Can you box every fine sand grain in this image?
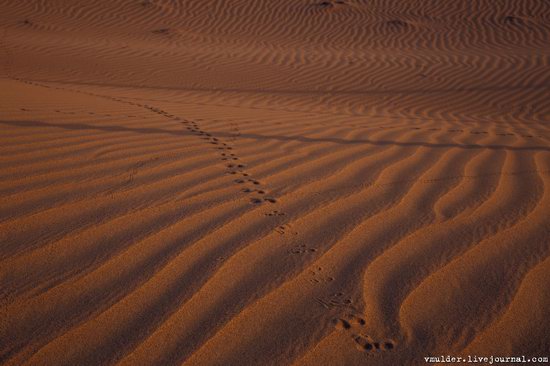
[1,1,549,365]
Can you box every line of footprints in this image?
[112,102,283,209]
[334,314,396,354]
[181,116,303,238]
[15,78,295,231]
[312,268,397,356]
[315,288,397,354]
[19,107,138,119]
[15,78,400,357]
[106,102,282,208]
[180,116,280,206]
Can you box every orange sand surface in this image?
[1,1,549,365]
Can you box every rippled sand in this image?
[1,1,549,365]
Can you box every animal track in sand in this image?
[212,129,280,206]
[315,292,353,309]
[275,224,296,235]
[265,210,285,217]
[353,335,395,352]
[3,2,549,363]
[308,266,334,284]
[17,81,262,203]
[19,107,137,119]
[333,314,396,353]
[288,243,310,254]
[10,77,286,211]
[251,197,278,205]
[241,188,265,194]
[179,117,275,209]
[334,318,352,330]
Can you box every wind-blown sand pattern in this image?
[1,0,550,365]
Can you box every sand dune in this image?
[1,0,549,365]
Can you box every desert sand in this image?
[1,0,550,365]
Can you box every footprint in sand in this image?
[241,188,264,194]
[250,196,277,205]
[265,210,285,217]
[276,224,295,235]
[353,336,395,353]
[288,243,315,252]
[333,314,396,353]
[309,266,334,284]
[315,292,353,309]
